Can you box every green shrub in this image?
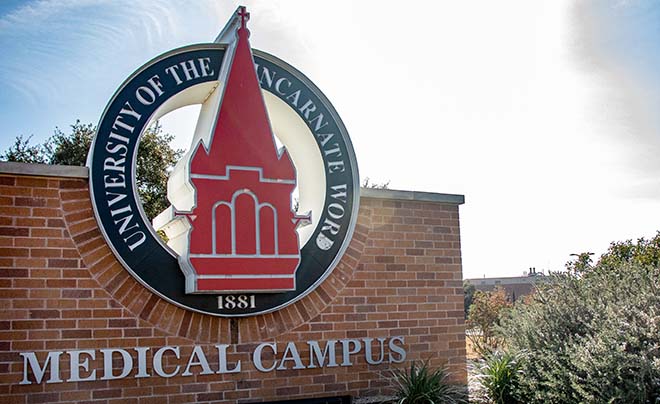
[467,288,511,357]
[473,351,522,404]
[497,235,660,403]
[391,361,467,404]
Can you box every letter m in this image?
[20,351,63,384]
[308,340,338,368]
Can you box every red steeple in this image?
[173,6,304,294]
[190,6,295,181]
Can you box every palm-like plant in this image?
[391,361,467,404]
[475,351,521,404]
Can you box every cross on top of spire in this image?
[237,6,250,30]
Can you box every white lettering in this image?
[68,350,96,382]
[253,343,277,372]
[114,214,139,235]
[327,203,345,220]
[215,344,241,374]
[327,160,346,174]
[276,342,305,370]
[153,346,180,378]
[125,231,146,251]
[20,351,62,385]
[198,57,214,77]
[286,89,301,107]
[100,348,132,380]
[322,218,341,236]
[364,338,386,365]
[103,157,125,173]
[118,101,142,121]
[165,65,183,85]
[179,60,200,81]
[309,112,329,132]
[316,133,334,147]
[274,77,291,95]
[136,86,156,105]
[258,66,276,88]
[298,100,316,119]
[340,339,362,366]
[181,346,213,376]
[147,75,164,97]
[135,347,150,378]
[103,174,126,189]
[330,184,347,203]
[308,340,338,368]
[388,336,406,363]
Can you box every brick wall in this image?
[0,164,466,403]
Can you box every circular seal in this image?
[88,43,359,317]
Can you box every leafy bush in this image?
[498,233,660,404]
[472,351,522,404]
[467,288,511,356]
[2,121,182,220]
[391,361,467,404]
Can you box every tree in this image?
[133,122,182,219]
[1,135,47,164]
[463,280,476,319]
[467,287,511,356]
[565,251,594,275]
[1,121,182,220]
[498,233,660,403]
[597,232,660,270]
[47,121,95,166]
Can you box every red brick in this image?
[0,268,28,278]
[15,197,47,207]
[30,228,62,238]
[62,289,91,298]
[59,179,87,189]
[31,208,60,217]
[47,218,65,228]
[0,227,29,237]
[61,329,91,339]
[0,248,28,258]
[29,310,60,319]
[108,318,136,328]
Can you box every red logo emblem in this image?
[173,8,309,294]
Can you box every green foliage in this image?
[498,235,660,404]
[467,288,511,356]
[1,135,47,164]
[391,361,467,404]
[1,121,182,220]
[134,122,182,219]
[565,251,594,275]
[47,120,95,166]
[473,351,522,404]
[463,281,476,318]
[598,232,660,270]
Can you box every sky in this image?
[1,0,660,279]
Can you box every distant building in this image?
[465,268,547,302]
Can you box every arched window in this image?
[211,189,280,256]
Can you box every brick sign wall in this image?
[0,163,466,403]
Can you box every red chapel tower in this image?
[173,7,307,294]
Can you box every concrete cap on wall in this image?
[360,187,465,205]
[0,161,88,178]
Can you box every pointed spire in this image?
[190,5,295,180]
